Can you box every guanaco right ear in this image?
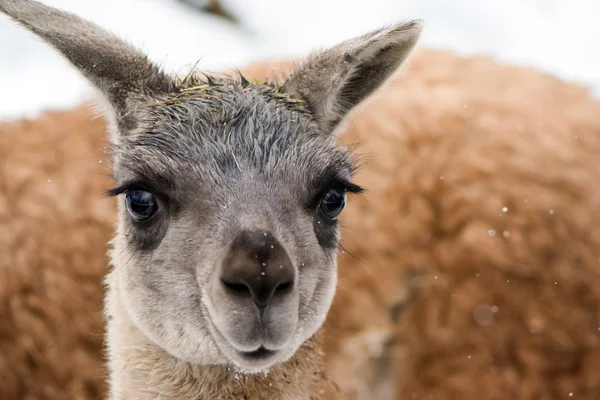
[0,0,175,129]
[284,20,423,133]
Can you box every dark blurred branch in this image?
[178,0,238,24]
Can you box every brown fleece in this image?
[0,108,115,400]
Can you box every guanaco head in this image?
[0,0,422,372]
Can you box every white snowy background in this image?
[0,0,598,121]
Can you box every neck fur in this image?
[104,269,338,400]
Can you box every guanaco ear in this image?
[0,0,175,129]
[284,20,423,133]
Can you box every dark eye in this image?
[125,190,158,222]
[319,188,347,220]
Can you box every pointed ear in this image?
[0,0,175,127]
[284,20,423,133]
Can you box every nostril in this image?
[253,300,267,312]
[275,281,293,295]
[221,279,251,296]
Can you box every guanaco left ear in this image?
[0,0,175,130]
[284,20,423,133]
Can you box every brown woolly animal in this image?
[0,107,114,399]
[342,49,600,400]
[2,7,600,400]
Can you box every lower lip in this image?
[239,347,277,360]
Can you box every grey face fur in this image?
[1,0,422,372]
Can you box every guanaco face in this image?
[0,0,422,372]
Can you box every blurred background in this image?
[0,0,598,121]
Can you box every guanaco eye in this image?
[125,190,158,222]
[319,188,347,220]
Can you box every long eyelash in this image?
[105,185,128,197]
[340,181,364,194]
[327,178,364,195]
[308,179,364,210]
[105,181,154,197]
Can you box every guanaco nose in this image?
[220,230,295,314]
